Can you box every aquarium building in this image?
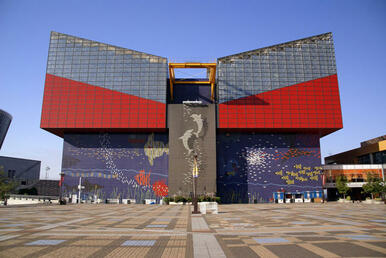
[41,32,342,203]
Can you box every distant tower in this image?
[0,109,12,150]
[45,166,50,179]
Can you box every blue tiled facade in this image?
[62,133,168,202]
[217,133,322,203]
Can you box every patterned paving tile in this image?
[296,236,337,241]
[1,246,46,257]
[0,224,24,227]
[368,241,386,249]
[106,247,151,257]
[70,239,115,246]
[326,230,355,234]
[26,239,66,245]
[0,235,20,241]
[155,218,172,222]
[284,232,319,235]
[265,244,322,258]
[107,218,123,222]
[291,221,313,225]
[146,224,168,228]
[314,242,386,257]
[254,237,289,244]
[341,234,380,240]
[231,223,252,226]
[0,203,384,258]
[41,246,100,257]
[121,240,156,246]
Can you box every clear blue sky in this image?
[0,0,385,179]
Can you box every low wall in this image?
[4,194,58,205]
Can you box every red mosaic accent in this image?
[41,74,166,131]
[218,74,342,132]
[152,180,169,197]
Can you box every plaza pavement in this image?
[0,203,385,257]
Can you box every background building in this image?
[323,164,385,201]
[0,109,12,150]
[41,31,342,203]
[323,135,385,201]
[325,135,386,164]
[0,110,47,195]
[0,156,41,186]
[17,179,60,197]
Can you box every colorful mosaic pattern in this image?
[217,133,322,203]
[62,133,168,202]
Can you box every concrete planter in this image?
[169,202,185,205]
[364,199,383,204]
[198,202,218,214]
[144,199,156,204]
[338,199,351,203]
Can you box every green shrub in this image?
[196,196,221,203]
[167,196,221,203]
[336,175,350,199]
[174,196,186,203]
[346,196,351,201]
[362,173,385,199]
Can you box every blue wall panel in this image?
[62,133,168,202]
[217,133,322,203]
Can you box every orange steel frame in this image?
[168,63,216,101]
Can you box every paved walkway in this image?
[0,203,384,257]
[192,214,225,257]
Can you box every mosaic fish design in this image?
[144,133,169,166]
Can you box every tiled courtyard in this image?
[0,203,385,257]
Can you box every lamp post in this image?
[59,172,65,205]
[192,154,200,214]
[77,177,85,204]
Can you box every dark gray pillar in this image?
[168,104,216,197]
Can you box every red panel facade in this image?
[41,74,166,133]
[218,74,342,133]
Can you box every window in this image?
[358,154,371,164]
[8,170,15,178]
[373,151,386,164]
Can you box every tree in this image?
[0,166,17,205]
[335,175,350,199]
[362,173,385,199]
